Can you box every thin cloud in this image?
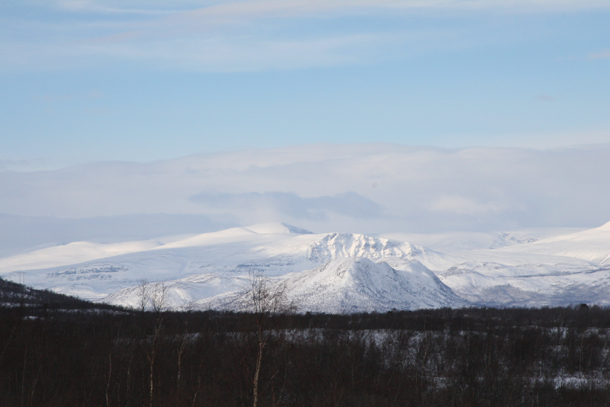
[430,194,523,216]
[96,32,393,68]
[5,0,610,72]
[53,0,188,14]
[3,144,610,234]
[189,191,384,221]
[51,0,610,18]
[588,49,610,60]
[1,1,446,72]
[0,159,48,171]
[2,27,406,72]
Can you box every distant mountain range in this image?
[1,221,610,312]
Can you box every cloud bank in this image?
[189,191,383,221]
[2,143,610,252]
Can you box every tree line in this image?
[1,301,610,406]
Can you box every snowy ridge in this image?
[96,228,461,311]
[424,221,610,307]
[4,221,610,310]
[0,223,463,311]
[194,257,465,313]
[0,239,165,274]
[495,222,610,264]
[279,257,465,313]
[245,222,313,235]
[306,233,422,262]
[104,273,247,310]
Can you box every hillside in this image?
[3,221,610,311]
[0,276,106,309]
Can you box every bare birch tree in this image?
[242,273,295,407]
[137,280,168,407]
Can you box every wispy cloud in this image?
[588,49,610,60]
[52,0,193,14]
[430,194,523,216]
[190,191,383,222]
[3,0,609,72]
[0,158,51,172]
[0,17,420,72]
[172,0,610,21]
[48,0,610,17]
[81,31,396,71]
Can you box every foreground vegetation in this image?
[2,296,610,407]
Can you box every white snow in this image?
[278,257,465,313]
[494,222,610,264]
[3,221,610,311]
[0,222,461,311]
[0,239,164,274]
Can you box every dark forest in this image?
[1,279,609,406]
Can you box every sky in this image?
[1,1,610,249]
[1,0,610,169]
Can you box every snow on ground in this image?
[2,221,610,311]
[379,227,584,252]
[0,240,163,274]
[277,257,466,313]
[0,223,460,311]
[494,221,610,264]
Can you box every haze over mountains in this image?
[2,145,610,312]
[2,144,610,245]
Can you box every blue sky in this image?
[1,0,610,168]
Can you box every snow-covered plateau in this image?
[2,221,610,312]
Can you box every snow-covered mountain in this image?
[278,258,465,313]
[2,221,610,311]
[495,221,610,264]
[0,222,461,312]
[427,222,610,307]
[186,257,466,313]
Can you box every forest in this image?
[1,278,610,406]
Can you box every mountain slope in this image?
[0,223,455,312]
[279,257,465,313]
[5,221,610,311]
[495,221,610,264]
[187,257,465,313]
[428,222,610,307]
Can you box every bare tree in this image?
[243,273,292,316]
[137,280,168,407]
[138,279,150,313]
[242,273,295,407]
